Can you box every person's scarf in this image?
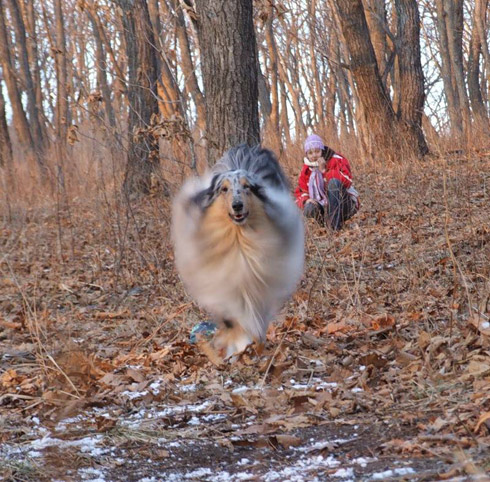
[308,169,327,206]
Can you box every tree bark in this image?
[279,80,291,145]
[6,0,45,152]
[394,0,428,155]
[0,77,13,168]
[257,60,272,122]
[147,0,184,119]
[444,0,471,137]
[363,0,388,84]
[0,0,45,171]
[85,6,117,130]
[264,4,280,134]
[308,0,324,126]
[194,0,260,163]
[53,0,69,152]
[117,0,161,195]
[435,0,463,136]
[25,0,46,139]
[336,0,399,158]
[336,0,427,159]
[167,0,206,132]
[468,4,489,127]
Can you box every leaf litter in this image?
[1,154,489,480]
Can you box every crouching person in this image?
[295,134,360,231]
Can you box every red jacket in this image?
[294,153,353,209]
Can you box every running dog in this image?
[172,145,304,359]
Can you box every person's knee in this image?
[327,178,342,192]
[304,202,318,218]
[304,202,324,221]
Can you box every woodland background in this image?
[0,0,489,480]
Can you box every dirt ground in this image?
[1,152,489,481]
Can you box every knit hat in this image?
[304,134,324,153]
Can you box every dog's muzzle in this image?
[230,200,248,224]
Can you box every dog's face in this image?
[194,170,265,226]
[217,173,253,225]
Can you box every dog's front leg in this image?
[212,318,252,360]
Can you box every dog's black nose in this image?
[232,201,244,212]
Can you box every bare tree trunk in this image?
[468,4,489,127]
[394,0,428,155]
[117,0,161,195]
[25,0,46,140]
[277,50,305,139]
[308,0,324,126]
[147,0,184,119]
[257,60,272,122]
[7,0,45,152]
[0,1,45,171]
[435,0,463,136]
[475,0,489,68]
[363,0,388,83]
[335,0,399,158]
[444,0,471,138]
[336,0,428,159]
[167,0,206,133]
[325,71,338,142]
[86,8,116,130]
[279,80,291,145]
[0,78,13,168]
[53,0,69,155]
[194,0,260,163]
[264,4,280,134]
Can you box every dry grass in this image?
[0,131,489,477]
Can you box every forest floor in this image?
[1,152,489,481]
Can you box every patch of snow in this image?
[351,456,376,468]
[297,438,356,452]
[289,378,338,390]
[188,416,201,425]
[1,434,107,460]
[370,467,415,479]
[263,454,340,481]
[78,466,106,481]
[120,400,213,428]
[121,389,149,400]
[202,413,227,423]
[185,467,213,478]
[27,450,43,458]
[179,383,198,393]
[232,385,250,394]
[332,467,354,478]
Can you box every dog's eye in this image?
[221,186,228,193]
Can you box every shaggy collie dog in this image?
[172,145,304,359]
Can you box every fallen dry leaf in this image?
[474,412,490,434]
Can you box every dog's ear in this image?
[249,179,267,203]
[190,174,222,210]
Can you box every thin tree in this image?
[0,73,13,169]
[0,0,45,173]
[117,0,161,196]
